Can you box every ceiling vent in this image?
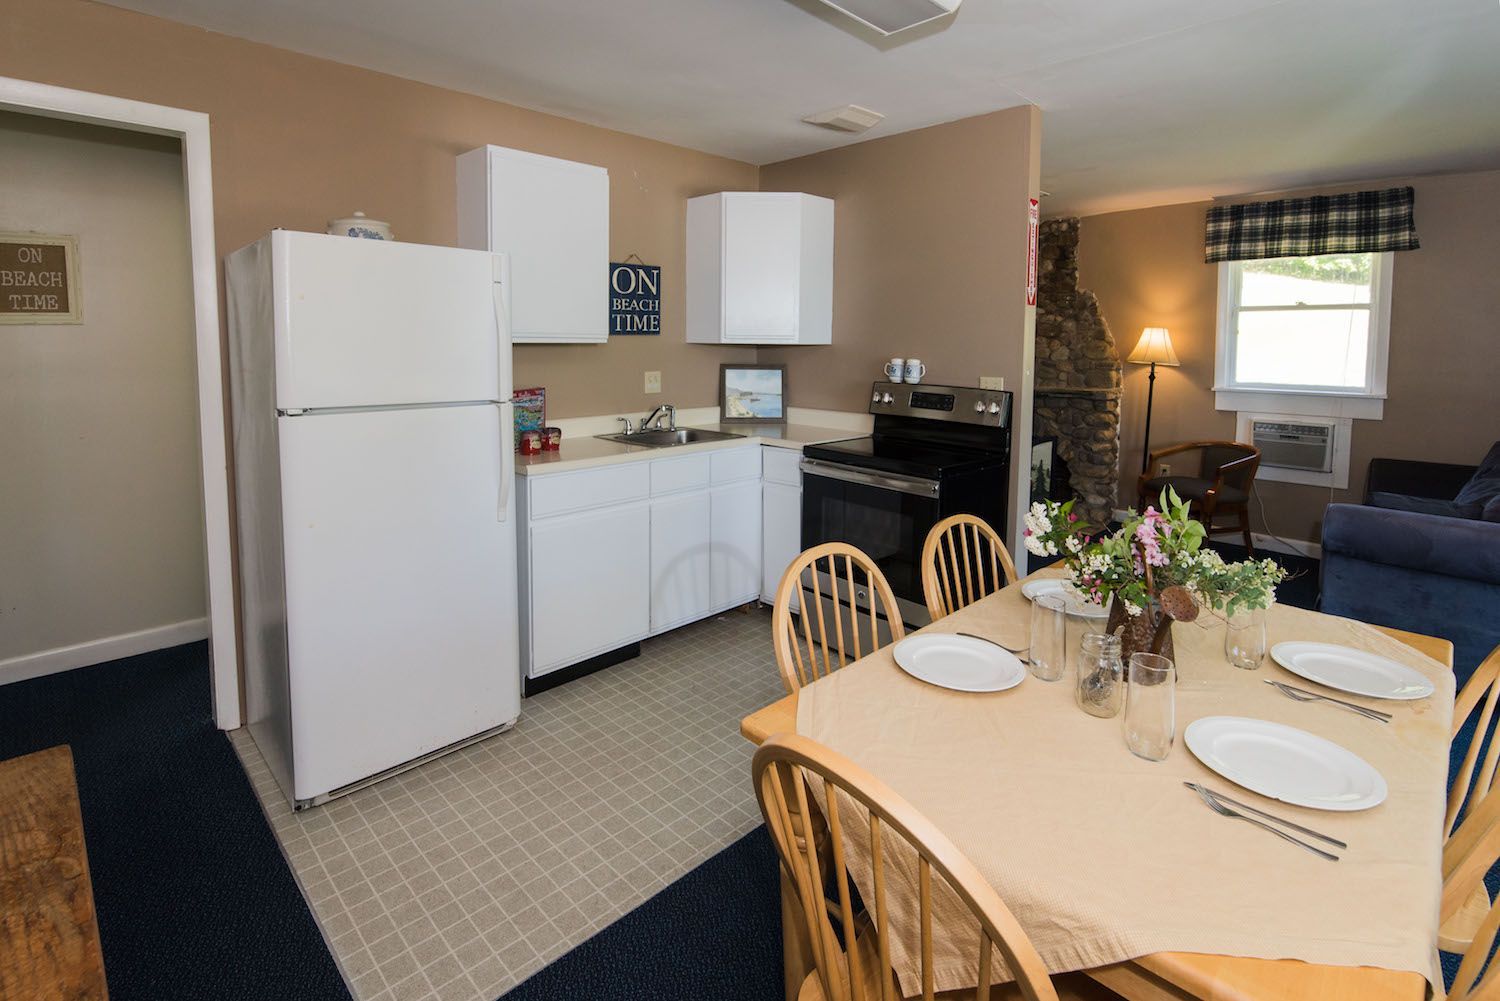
[802,104,886,134]
[813,0,961,36]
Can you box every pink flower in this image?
[1067,512,1079,523]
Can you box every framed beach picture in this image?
[718,364,788,424]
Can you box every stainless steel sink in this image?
[596,428,746,448]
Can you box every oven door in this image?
[799,458,941,624]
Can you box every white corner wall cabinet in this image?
[458,144,609,343]
[686,192,834,345]
[517,443,800,689]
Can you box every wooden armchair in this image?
[1137,441,1260,554]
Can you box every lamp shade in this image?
[1126,327,1179,366]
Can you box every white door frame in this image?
[0,76,241,728]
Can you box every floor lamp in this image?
[1126,327,1179,474]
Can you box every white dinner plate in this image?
[892,634,1026,694]
[1021,577,1108,618]
[1184,716,1388,811]
[1270,641,1435,701]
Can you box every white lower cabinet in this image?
[711,483,761,609]
[525,500,649,676]
[650,491,712,632]
[761,446,804,606]
[520,443,801,683]
[761,481,802,604]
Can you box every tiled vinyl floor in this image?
[230,607,784,1001]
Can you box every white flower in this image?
[1123,599,1143,617]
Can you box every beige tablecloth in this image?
[796,577,1452,996]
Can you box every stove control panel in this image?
[868,381,1011,427]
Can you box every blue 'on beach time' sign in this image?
[609,262,661,335]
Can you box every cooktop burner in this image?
[802,435,1003,479]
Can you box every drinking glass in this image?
[1124,652,1175,761]
[1225,607,1268,670]
[1028,594,1067,682]
[1075,631,1124,718]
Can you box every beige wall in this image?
[0,0,759,419]
[1076,168,1500,543]
[0,112,204,661]
[759,108,1043,413]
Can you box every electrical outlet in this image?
[979,376,1004,391]
[1158,462,1171,477]
[644,370,661,394]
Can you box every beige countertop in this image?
[515,422,861,476]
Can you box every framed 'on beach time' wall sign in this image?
[0,234,81,324]
[719,364,788,424]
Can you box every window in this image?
[1214,251,1392,419]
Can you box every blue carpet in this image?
[499,826,783,1001]
[0,642,350,1001]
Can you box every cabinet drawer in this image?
[651,454,711,495]
[527,463,649,519]
[762,446,802,486]
[711,446,762,485]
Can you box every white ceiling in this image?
[106,0,1500,216]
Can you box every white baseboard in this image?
[1250,533,1321,560]
[0,617,210,687]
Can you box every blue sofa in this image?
[1321,445,1500,681]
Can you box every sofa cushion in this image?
[1455,442,1500,508]
[1369,491,1483,520]
[1485,495,1500,524]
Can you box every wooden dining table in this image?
[740,578,1454,1001]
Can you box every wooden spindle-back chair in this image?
[1440,644,1500,954]
[754,733,1059,1001]
[772,543,905,694]
[921,514,1018,622]
[1442,785,1500,999]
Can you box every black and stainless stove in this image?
[800,381,1013,626]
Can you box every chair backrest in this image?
[1198,441,1260,492]
[772,543,906,694]
[921,514,1018,621]
[1443,789,1500,1001]
[1447,645,1500,838]
[754,734,1059,1001]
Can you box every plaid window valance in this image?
[1205,186,1419,263]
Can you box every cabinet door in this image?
[528,502,649,676]
[712,482,763,610]
[722,194,801,344]
[488,147,608,343]
[762,481,803,608]
[650,492,713,633]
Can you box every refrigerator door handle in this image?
[496,403,513,522]
[492,255,512,402]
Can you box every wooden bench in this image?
[1,745,108,1000]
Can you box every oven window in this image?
[801,472,939,604]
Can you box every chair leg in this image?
[1239,506,1254,556]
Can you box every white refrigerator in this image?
[226,231,520,809]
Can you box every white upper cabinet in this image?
[686,192,833,345]
[458,145,609,344]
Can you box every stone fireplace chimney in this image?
[1033,218,1122,528]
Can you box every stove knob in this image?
[988,401,1002,414]
[872,391,882,403]
[973,401,986,413]
[880,392,894,404]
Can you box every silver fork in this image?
[1188,784,1340,861]
[1265,680,1392,722]
[957,632,1030,665]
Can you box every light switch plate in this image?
[979,376,1004,390]
[644,371,662,394]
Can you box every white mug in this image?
[904,358,926,384]
[884,357,906,383]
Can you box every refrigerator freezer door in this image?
[278,403,519,801]
[273,231,508,410]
